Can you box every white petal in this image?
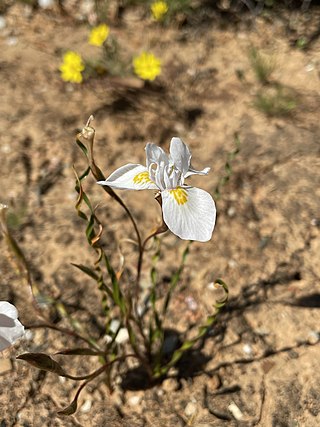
[97,164,157,190]
[185,166,210,178]
[162,187,216,242]
[0,301,24,351]
[0,301,18,319]
[145,143,168,169]
[169,137,191,176]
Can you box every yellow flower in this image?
[89,24,110,47]
[151,1,168,21]
[59,51,84,83]
[133,52,161,81]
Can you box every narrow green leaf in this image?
[102,253,126,315]
[76,139,88,157]
[71,263,99,280]
[55,348,101,356]
[156,279,229,377]
[162,243,190,316]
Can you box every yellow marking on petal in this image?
[169,187,188,205]
[133,171,152,185]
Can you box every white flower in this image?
[0,301,25,351]
[98,137,216,242]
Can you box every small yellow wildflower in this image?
[133,52,161,81]
[59,51,84,83]
[151,1,168,21]
[89,24,110,47]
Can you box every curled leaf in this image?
[57,399,78,416]
[17,353,65,376]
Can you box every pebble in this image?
[80,399,92,413]
[6,37,18,46]
[23,329,33,341]
[228,259,237,269]
[162,378,178,392]
[1,144,11,154]
[127,395,142,406]
[227,206,236,217]
[38,0,55,8]
[242,343,253,356]
[228,401,243,420]
[184,401,197,417]
[185,295,198,311]
[115,328,129,344]
[305,63,315,72]
[109,319,120,334]
[0,16,6,30]
[307,331,319,345]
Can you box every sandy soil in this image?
[1,2,320,426]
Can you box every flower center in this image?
[169,187,188,205]
[133,171,152,184]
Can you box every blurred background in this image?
[1,1,320,425]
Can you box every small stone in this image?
[307,331,319,345]
[109,319,120,334]
[24,330,33,341]
[6,37,18,46]
[38,0,55,8]
[227,206,236,217]
[162,378,178,392]
[228,401,243,420]
[228,259,237,269]
[1,144,11,154]
[157,388,164,397]
[80,399,92,413]
[305,63,315,72]
[128,395,141,406]
[242,343,253,356]
[174,122,185,133]
[185,296,198,311]
[184,401,197,417]
[0,16,6,30]
[115,328,129,344]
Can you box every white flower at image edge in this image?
[98,137,216,242]
[0,301,25,351]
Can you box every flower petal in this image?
[0,301,18,320]
[161,187,216,242]
[185,166,210,178]
[169,137,191,176]
[145,143,168,169]
[0,302,24,351]
[97,164,157,190]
